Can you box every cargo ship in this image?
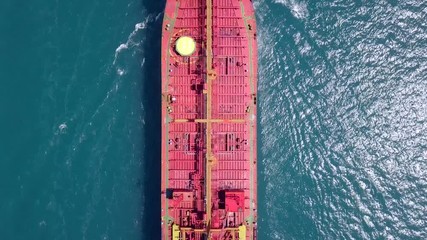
[161,0,257,239]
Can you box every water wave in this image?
[257,0,427,239]
[113,13,162,65]
[274,0,309,19]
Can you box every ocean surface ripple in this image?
[0,0,426,239]
[257,0,427,239]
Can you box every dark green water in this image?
[1,0,426,239]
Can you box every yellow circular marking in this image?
[169,30,199,65]
[175,36,196,56]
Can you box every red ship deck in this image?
[161,1,257,239]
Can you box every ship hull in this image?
[161,1,257,239]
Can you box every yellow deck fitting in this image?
[172,224,180,240]
[238,225,247,240]
[175,36,196,56]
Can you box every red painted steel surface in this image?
[161,1,257,239]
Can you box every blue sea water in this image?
[0,0,426,239]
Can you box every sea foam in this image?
[274,0,308,19]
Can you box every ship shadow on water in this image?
[139,0,165,239]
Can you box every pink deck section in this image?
[161,1,257,239]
